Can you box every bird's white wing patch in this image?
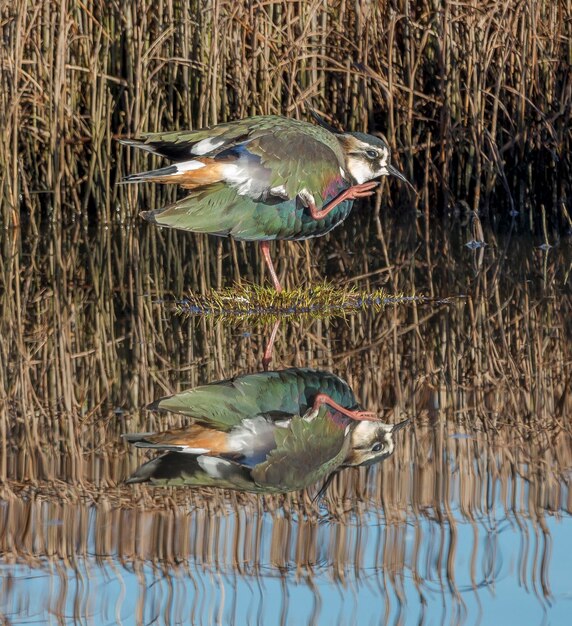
[270,184,288,199]
[191,138,226,156]
[197,455,233,478]
[297,188,315,207]
[301,406,319,422]
[178,445,209,454]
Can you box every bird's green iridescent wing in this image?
[149,368,358,431]
[135,115,348,205]
[240,117,346,199]
[136,116,288,154]
[250,407,351,491]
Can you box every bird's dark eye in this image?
[365,149,378,160]
[372,442,383,453]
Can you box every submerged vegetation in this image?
[1,0,571,231]
[177,283,417,320]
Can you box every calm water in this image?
[1,209,571,625]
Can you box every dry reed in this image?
[1,0,570,233]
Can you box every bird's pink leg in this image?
[262,320,280,371]
[259,241,283,292]
[312,392,379,422]
[308,181,378,221]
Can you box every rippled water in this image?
[1,211,570,624]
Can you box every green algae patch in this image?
[176,283,422,320]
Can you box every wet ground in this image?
[1,209,571,624]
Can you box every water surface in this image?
[1,212,570,624]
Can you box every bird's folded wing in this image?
[125,452,255,489]
[251,409,350,491]
[242,121,346,199]
[147,369,357,431]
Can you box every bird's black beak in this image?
[391,418,411,433]
[387,164,416,193]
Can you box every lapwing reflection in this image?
[124,368,409,494]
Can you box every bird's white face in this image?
[344,418,410,467]
[345,140,391,184]
[339,133,409,187]
[345,421,395,466]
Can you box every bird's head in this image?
[337,132,409,186]
[343,417,410,467]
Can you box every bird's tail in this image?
[119,164,180,184]
[120,157,226,189]
[122,425,231,455]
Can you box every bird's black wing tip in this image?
[124,475,145,485]
[139,210,157,224]
[145,397,165,410]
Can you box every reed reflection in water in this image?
[0,213,570,624]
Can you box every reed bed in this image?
[1,0,571,232]
[1,213,569,484]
